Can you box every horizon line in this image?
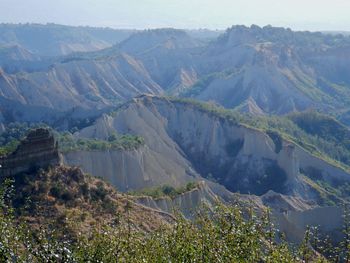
[0,21,349,34]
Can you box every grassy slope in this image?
[4,166,172,237]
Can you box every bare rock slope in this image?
[64,95,350,204]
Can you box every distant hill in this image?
[322,31,350,36]
[0,23,136,56]
[185,29,224,42]
[118,28,202,54]
[179,25,350,115]
[1,24,350,126]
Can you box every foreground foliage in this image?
[1,179,350,263]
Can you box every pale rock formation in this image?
[64,96,350,201]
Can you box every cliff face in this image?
[276,206,344,243]
[63,146,197,192]
[64,96,350,203]
[0,128,61,177]
[135,181,218,218]
[61,95,350,242]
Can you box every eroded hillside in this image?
[64,95,350,208]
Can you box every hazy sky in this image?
[1,0,349,31]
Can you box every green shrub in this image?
[91,183,108,201]
[130,182,200,199]
[49,185,62,198]
[161,185,176,196]
[58,132,145,153]
[61,191,74,202]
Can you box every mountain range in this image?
[0,24,350,127]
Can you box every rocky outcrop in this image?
[0,128,61,177]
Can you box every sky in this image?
[0,0,349,31]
